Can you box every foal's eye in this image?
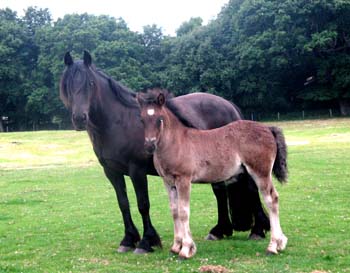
[89,81,94,86]
[156,117,163,127]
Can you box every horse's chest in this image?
[89,132,144,174]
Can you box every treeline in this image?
[1,0,350,131]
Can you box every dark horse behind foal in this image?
[59,51,269,253]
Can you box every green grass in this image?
[0,118,350,273]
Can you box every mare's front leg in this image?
[164,183,182,254]
[176,176,197,259]
[103,167,140,252]
[129,164,162,254]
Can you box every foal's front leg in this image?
[164,183,182,254]
[176,177,197,259]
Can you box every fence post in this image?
[329,109,333,118]
[277,112,280,121]
[251,113,254,121]
[302,110,305,119]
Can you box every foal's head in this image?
[136,89,168,154]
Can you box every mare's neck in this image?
[88,75,138,132]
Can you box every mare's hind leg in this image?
[206,182,232,240]
[252,175,287,254]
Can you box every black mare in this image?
[60,51,269,253]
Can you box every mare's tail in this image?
[269,126,288,183]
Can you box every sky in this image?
[0,0,229,36]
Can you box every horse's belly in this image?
[192,158,242,183]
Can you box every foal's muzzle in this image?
[144,138,156,154]
[72,112,88,131]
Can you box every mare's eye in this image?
[89,81,94,86]
[140,118,144,124]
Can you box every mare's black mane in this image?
[95,68,138,108]
[62,60,138,108]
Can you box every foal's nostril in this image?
[144,140,156,154]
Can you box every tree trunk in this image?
[0,119,3,132]
[339,98,350,116]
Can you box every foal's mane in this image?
[143,89,197,128]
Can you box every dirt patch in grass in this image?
[199,265,230,273]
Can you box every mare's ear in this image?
[64,52,74,66]
[157,93,165,106]
[83,50,92,66]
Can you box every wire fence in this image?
[244,108,343,122]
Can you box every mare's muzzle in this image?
[72,112,88,131]
[144,138,156,154]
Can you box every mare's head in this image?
[60,51,98,130]
[136,89,169,154]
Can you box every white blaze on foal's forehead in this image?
[147,108,155,116]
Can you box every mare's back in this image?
[168,93,241,130]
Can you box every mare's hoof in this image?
[117,245,134,253]
[249,233,265,240]
[205,233,220,241]
[134,248,151,254]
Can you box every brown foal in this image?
[137,89,288,259]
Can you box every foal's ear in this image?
[64,52,74,66]
[83,50,92,66]
[136,92,145,106]
[157,93,165,106]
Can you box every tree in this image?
[301,0,350,115]
[0,8,28,130]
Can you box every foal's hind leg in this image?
[253,175,287,254]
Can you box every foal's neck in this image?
[158,107,190,148]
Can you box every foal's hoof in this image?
[205,233,220,241]
[117,245,134,253]
[277,235,288,251]
[179,243,197,259]
[265,249,278,256]
[134,248,151,254]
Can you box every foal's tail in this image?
[269,126,288,183]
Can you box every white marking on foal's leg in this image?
[165,183,182,254]
[176,179,196,259]
[251,174,287,254]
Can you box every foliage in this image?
[0,1,350,130]
[0,119,349,272]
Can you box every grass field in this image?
[0,118,349,273]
